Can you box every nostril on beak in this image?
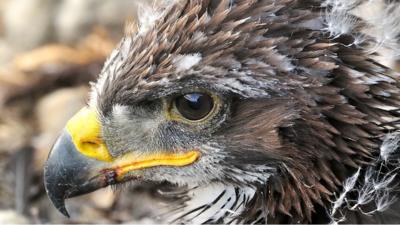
[75,138,113,162]
[81,140,101,149]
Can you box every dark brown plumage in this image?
[44,0,400,223]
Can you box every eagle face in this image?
[97,87,268,186]
[44,0,400,223]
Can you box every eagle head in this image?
[44,0,400,223]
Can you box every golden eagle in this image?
[44,0,400,223]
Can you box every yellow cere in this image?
[66,107,113,162]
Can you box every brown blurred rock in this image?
[12,27,114,73]
[395,60,400,72]
[0,167,14,209]
[90,188,117,210]
[72,204,110,224]
[55,0,137,43]
[0,113,31,154]
[0,29,113,106]
[0,210,29,224]
[2,0,55,51]
[1,0,137,56]
[0,69,36,108]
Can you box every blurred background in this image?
[0,0,164,223]
[0,0,399,224]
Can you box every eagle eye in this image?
[174,93,214,121]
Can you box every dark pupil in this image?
[175,93,214,120]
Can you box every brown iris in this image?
[174,93,214,121]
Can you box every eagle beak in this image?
[43,129,111,217]
[44,107,200,217]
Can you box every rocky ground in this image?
[0,0,399,224]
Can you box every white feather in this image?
[329,131,400,223]
[166,184,257,224]
[380,132,400,161]
[173,53,203,72]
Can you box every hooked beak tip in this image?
[44,170,70,217]
[43,130,107,218]
[48,194,70,218]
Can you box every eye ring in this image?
[167,92,220,123]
